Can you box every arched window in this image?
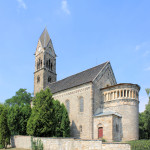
[65,100,70,114]
[38,58,41,69]
[41,60,42,68]
[116,124,119,132]
[121,90,123,97]
[124,90,126,97]
[51,63,53,71]
[127,90,129,97]
[136,91,138,99]
[79,97,84,112]
[37,76,40,83]
[49,59,50,69]
[117,91,119,98]
[46,60,48,68]
[48,76,51,83]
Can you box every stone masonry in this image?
[33,28,140,142]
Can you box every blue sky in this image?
[0,0,150,112]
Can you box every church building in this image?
[34,28,140,142]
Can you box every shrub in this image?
[102,138,106,142]
[128,140,150,150]
[0,104,11,149]
[31,137,43,150]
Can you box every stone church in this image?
[34,28,140,142]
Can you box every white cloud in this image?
[135,45,141,51]
[144,67,150,71]
[17,0,27,9]
[135,42,147,51]
[143,50,150,57]
[61,0,70,15]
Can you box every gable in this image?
[45,41,56,58]
[93,62,117,89]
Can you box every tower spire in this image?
[34,28,57,95]
[39,27,51,48]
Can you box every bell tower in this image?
[34,28,57,95]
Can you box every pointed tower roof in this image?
[39,28,51,48]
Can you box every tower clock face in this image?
[38,47,41,52]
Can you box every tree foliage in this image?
[139,88,150,139]
[27,88,70,137]
[7,104,31,135]
[4,88,32,135]
[5,88,32,106]
[60,104,70,137]
[0,104,10,148]
[146,88,150,102]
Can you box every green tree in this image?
[7,104,31,135]
[60,104,70,137]
[0,104,10,148]
[53,100,63,137]
[19,104,31,135]
[146,88,150,102]
[27,88,56,137]
[139,88,150,139]
[5,88,32,106]
[7,104,20,135]
[139,112,148,139]
[27,88,70,137]
[144,103,150,138]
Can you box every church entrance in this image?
[98,127,103,138]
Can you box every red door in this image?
[98,127,103,138]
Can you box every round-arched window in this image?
[48,76,51,83]
[65,100,70,114]
[79,97,84,112]
[37,76,40,83]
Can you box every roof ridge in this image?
[92,61,109,82]
[49,61,108,85]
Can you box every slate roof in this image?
[40,28,51,48]
[49,61,108,94]
[94,111,122,117]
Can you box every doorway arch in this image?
[98,127,103,139]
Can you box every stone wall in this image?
[101,83,140,141]
[11,136,131,150]
[53,83,93,139]
[93,115,113,141]
[102,143,131,150]
[11,135,31,149]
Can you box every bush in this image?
[0,104,11,149]
[128,140,150,150]
[102,138,106,142]
[0,144,4,149]
[31,137,43,150]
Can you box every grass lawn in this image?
[128,140,150,150]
